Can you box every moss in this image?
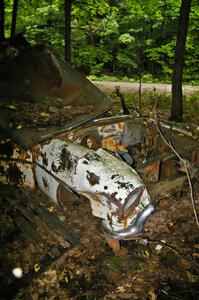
[105,256,124,270]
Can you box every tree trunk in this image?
[170,0,192,122]
[10,0,19,40]
[0,0,5,42]
[65,0,72,63]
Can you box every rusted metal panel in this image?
[0,139,34,188]
[160,159,178,178]
[0,160,35,188]
[140,160,161,183]
[56,184,79,208]
[99,122,128,152]
[0,139,32,161]
[65,122,128,153]
[0,46,112,149]
[64,120,147,155]
[191,149,199,165]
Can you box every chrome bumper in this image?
[102,204,154,240]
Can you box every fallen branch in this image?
[115,86,130,115]
[137,236,199,267]
[156,122,199,230]
[149,117,199,141]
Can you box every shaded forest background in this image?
[1,0,199,84]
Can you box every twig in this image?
[92,282,112,289]
[156,122,199,230]
[136,236,199,266]
[152,88,158,116]
[115,86,130,115]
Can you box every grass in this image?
[87,74,169,83]
[87,74,199,85]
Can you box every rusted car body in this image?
[0,44,198,251]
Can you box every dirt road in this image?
[93,81,199,94]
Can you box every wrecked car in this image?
[0,43,198,253]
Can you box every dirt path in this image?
[92,81,199,94]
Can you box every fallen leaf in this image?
[148,288,157,300]
[185,271,198,283]
[7,105,16,110]
[47,206,54,212]
[192,252,199,258]
[34,263,40,272]
[145,249,150,256]
[40,112,50,117]
[116,286,126,293]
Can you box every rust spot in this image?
[111,174,118,180]
[107,214,113,228]
[123,217,128,229]
[57,184,78,208]
[81,135,102,150]
[59,147,72,171]
[87,193,102,203]
[7,164,24,185]
[160,160,176,179]
[42,177,49,190]
[0,142,13,158]
[115,180,134,191]
[15,147,31,160]
[86,171,100,186]
[42,152,48,167]
[84,153,101,161]
[101,191,121,208]
[51,162,58,173]
[32,145,42,160]
[50,82,84,104]
[0,165,5,175]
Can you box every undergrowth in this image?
[108,89,199,123]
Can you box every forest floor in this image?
[0,178,199,300]
[0,89,199,300]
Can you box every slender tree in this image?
[10,0,19,40]
[170,0,192,122]
[0,0,5,42]
[65,0,72,63]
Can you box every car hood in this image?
[0,45,112,148]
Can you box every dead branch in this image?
[149,118,199,141]
[137,236,199,267]
[156,122,199,230]
[115,86,141,116]
[115,86,130,115]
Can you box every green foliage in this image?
[105,256,124,270]
[3,0,199,84]
[164,251,178,265]
[146,40,176,77]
